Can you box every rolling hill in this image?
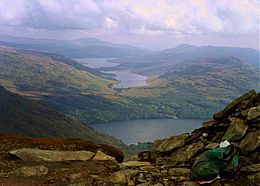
[0,46,162,123]
[109,44,259,75]
[0,85,127,150]
[119,56,259,118]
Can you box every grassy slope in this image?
[0,85,129,151]
[0,46,115,95]
[120,57,259,119]
[0,45,258,123]
[0,46,161,123]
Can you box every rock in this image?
[202,120,219,128]
[239,131,260,153]
[247,172,260,184]
[240,164,260,172]
[168,168,190,176]
[153,133,189,152]
[10,165,48,177]
[67,173,82,180]
[128,154,139,161]
[213,89,256,120]
[222,118,248,141]
[93,150,115,161]
[98,144,124,163]
[136,183,150,186]
[153,183,164,186]
[122,161,151,167]
[109,169,139,184]
[9,148,95,162]
[109,171,127,184]
[181,181,200,186]
[247,106,260,121]
[171,141,204,164]
[205,143,219,149]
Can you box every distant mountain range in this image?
[110,44,259,75]
[0,38,258,123]
[0,35,147,58]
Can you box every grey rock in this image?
[239,131,260,152]
[168,168,190,176]
[205,143,219,149]
[247,106,260,121]
[9,148,95,162]
[171,141,204,164]
[222,118,248,141]
[10,165,48,177]
[213,90,256,120]
[93,150,115,161]
[122,161,151,167]
[240,164,260,172]
[153,133,189,152]
[247,172,260,184]
[109,169,139,184]
[181,181,200,186]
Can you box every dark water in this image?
[90,119,204,144]
[75,58,147,88]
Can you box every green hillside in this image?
[0,46,161,123]
[119,57,259,119]
[0,85,128,150]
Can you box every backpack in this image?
[191,144,239,183]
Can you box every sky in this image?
[0,0,259,50]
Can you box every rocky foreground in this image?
[0,90,259,186]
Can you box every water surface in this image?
[74,58,118,68]
[75,58,147,89]
[105,70,147,89]
[90,119,204,144]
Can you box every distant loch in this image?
[75,58,147,89]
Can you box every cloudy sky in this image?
[0,0,259,50]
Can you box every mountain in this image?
[0,46,115,95]
[0,35,147,58]
[109,45,259,75]
[0,85,127,150]
[0,46,162,123]
[118,57,259,119]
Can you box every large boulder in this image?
[153,133,189,152]
[170,141,204,165]
[239,131,260,153]
[9,148,95,162]
[222,118,248,141]
[213,90,256,120]
[93,150,116,161]
[247,106,260,122]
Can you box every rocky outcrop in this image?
[128,90,260,185]
[9,149,96,162]
[0,90,259,186]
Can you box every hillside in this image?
[0,85,128,151]
[0,90,258,185]
[109,45,259,75]
[119,57,258,119]
[0,46,162,123]
[0,35,147,58]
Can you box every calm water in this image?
[105,70,147,89]
[90,119,204,144]
[75,58,147,89]
[74,58,119,68]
